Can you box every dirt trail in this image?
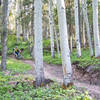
[22,59,100,100]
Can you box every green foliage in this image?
[3,35,100,71]
[71,49,100,68]
[0,73,92,100]
[44,53,62,65]
[7,58,32,73]
[7,35,17,55]
[53,7,58,25]
[7,35,100,70]
[0,58,33,99]
[0,37,93,99]
[43,39,57,48]
[23,0,33,6]
[43,39,51,48]
[6,35,32,59]
[43,47,100,70]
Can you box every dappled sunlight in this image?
[7,60,14,64]
[6,58,32,73]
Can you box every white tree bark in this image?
[46,26,49,40]
[16,0,21,42]
[54,25,60,58]
[16,20,21,42]
[34,0,45,86]
[92,0,100,57]
[82,0,93,57]
[1,0,9,70]
[49,0,55,58]
[57,0,73,86]
[70,33,73,53]
[82,21,86,48]
[74,0,81,57]
[23,25,28,41]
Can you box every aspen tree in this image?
[92,0,100,57]
[34,0,45,86]
[57,0,73,86]
[1,0,9,70]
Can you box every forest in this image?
[0,0,100,100]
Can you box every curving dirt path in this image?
[22,59,100,100]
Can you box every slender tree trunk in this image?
[31,5,34,58]
[57,0,73,86]
[74,0,81,57]
[69,0,73,53]
[69,26,73,53]
[46,26,49,40]
[31,6,34,37]
[81,1,86,49]
[23,25,28,41]
[54,25,60,58]
[82,0,93,57]
[49,0,55,58]
[16,0,21,43]
[1,0,9,70]
[82,21,86,49]
[92,0,100,58]
[0,0,1,6]
[34,0,45,86]
[16,20,21,42]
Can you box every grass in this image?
[0,79,92,100]
[0,59,92,100]
[7,58,32,73]
[44,48,100,70]
[71,49,100,68]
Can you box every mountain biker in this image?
[13,46,20,57]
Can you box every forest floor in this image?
[15,58,100,100]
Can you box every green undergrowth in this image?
[1,35,100,70]
[43,53,62,65]
[0,72,92,100]
[7,58,32,73]
[0,57,32,74]
[0,81,92,100]
[0,57,92,100]
[3,35,32,60]
[71,49,100,68]
[43,48,100,70]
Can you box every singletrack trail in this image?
[22,59,100,100]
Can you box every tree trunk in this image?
[31,5,34,58]
[82,21,86,49]
[16,20,21,42]
[57,0,73,86]
[70,32,73,53]
[49,0,55,58]
[54,25,60,58]
[68,0,73,53]
[34,0,45,86]
[0,0,1,6]
[16,0,21,43]
[1,0,9,70]
[74,0,81,57]
[23,25,28,41]
[81,1,86,49]
[82,0,93,57]
[92,0,100,58]
[46,26,49,40]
